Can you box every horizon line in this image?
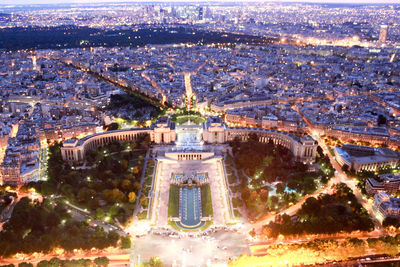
[1,0,400,7]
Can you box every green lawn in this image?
[145,160,155,174]
[201,184,213,217]
[234,209,241,218]
[142,160,155,197]
[175,115,206,125]
[137,210,147,220]
[168,185,180,217]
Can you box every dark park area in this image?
[0,25,276,51]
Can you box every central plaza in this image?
[131,118,246,266]
[149,121,234,229]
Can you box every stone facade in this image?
[61,116,317,163]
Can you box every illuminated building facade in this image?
[379,25,388,43]
[373,192,400,221]
[62,116,317,163]
[366,174,400,196]
[334,144,400,172]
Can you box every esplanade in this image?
[61,116,317,163]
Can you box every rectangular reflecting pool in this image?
[179,187,202,228]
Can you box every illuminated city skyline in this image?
[1,0,399,5]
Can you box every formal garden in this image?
[28,134,150,227]
[0,136,147,258]
[0,197,130,258]
[167,184,213,218]
[168,185,180,218]
[224,154,243,218]
[167,184,213,231]
[170,110,205,125]
[229,134,334,220]
[200,184,213,217]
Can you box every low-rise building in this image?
[373,192,400,221]
[335,144,400,172]
[366,173,400,196]
[0,122,40,184]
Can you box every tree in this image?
[107,231,120,247]
[316,146,324,158]
[106,123,119,131]
[121,180,132,192]
[299,197,320,217]
[128,192,137,203]
[143,257,163,267]
[260,189,269,202]
[120,160,129,170]
[37,261,50,267]
[377,114,387,126]
[102,189,126,204]
[40,182,57,196]
[140,196,147,206]
[77,187,89,203]
[120,236,132,249]
[276,183,285,194]
[18,263,33,267]
[270,196,279,205]
[133,182,141,191]
[96,208,105,220]
[383,217,400,228]
[125,174,135,180]
[241,187,251,201]
[48,257,61,267]
[249,191,259,202]
[60,184,75,200]
[132,166,140,175]
[45,212,60,228]
[341,164,349,173]
[94,257,109,267]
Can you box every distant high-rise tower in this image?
[379,25,388,43]
[171,6,177,18]
[32,51,37,71]
[198,6,204,20]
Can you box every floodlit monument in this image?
[61,116,317,163]
[60,115,318,231]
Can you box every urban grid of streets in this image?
[0,118,391,266]
[0,1,400,267]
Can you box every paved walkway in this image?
[133,149,151,218]
[150,156,233,226]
